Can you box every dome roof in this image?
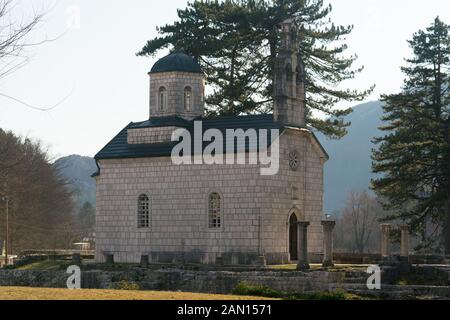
[150,51,202,74]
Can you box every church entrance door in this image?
[289,213,298,261]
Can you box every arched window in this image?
[184,86,192,111]
[208,193,221,228]
[138,194,150,228]
[159,87,167,111]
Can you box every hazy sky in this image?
[1,0,450,158]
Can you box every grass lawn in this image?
[16,260,370,273]
[16,260,72,271]
[0,287,277,300]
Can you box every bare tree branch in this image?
[0,0,69,111]
[0,89,73,111]
[334,190,384,253]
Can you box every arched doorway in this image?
[289,213,298,261]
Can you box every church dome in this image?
[150,51,202,74]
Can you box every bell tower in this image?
[273,19,306,127]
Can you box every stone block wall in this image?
[259,129,326,263]
[127,126,180,144]
[149,71,204,120]
[0,269,342,294]
[2,268,449,299]
[95,128,325,265]
[95,155,267,264]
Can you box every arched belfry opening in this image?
[289,212,298,261]
[285,63,293,82]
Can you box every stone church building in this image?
[93,20,328,265]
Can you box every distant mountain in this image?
[317,101,384,215]
[55,101,384,215]
[54,155,97,209]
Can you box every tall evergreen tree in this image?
[137,0,373,138]
[372,17,450,253]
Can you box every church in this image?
[93,20,328,265]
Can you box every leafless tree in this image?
[0,0,45,81]
[0,0,68,111]
[0,128,78,253]
[334,190,384,253]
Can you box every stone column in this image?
[105,253,114,264]
[215,256,224,266]
[255,255,267,267]
[400,225,409,258]
[321,220,336,267]
[380,224,391,257]
[296,221,310,270]
[72,253,81,265]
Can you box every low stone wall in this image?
[0,269,344,294]
[333,252,381,264]
[409,255,449,265]
[1,267,449,299]
[0,270,69,288]
[333,252,450,265]
[333,283,450,300]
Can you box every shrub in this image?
[232,282,349,300]
[287,290,347,300]
[231,282,282,298]
[111,280,140,291]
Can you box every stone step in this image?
[344,272,367,277]
[343,273,367,279]
[342,277,367,284]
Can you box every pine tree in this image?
[137,0,373,138]
[372,17,450,253]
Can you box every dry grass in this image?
[0,287,277,300]
[17,260,71,271]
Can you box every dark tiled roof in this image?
[94,114,284,161]
[150,51,202,74]
[94,124,175,161]
[130,115,194,129]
